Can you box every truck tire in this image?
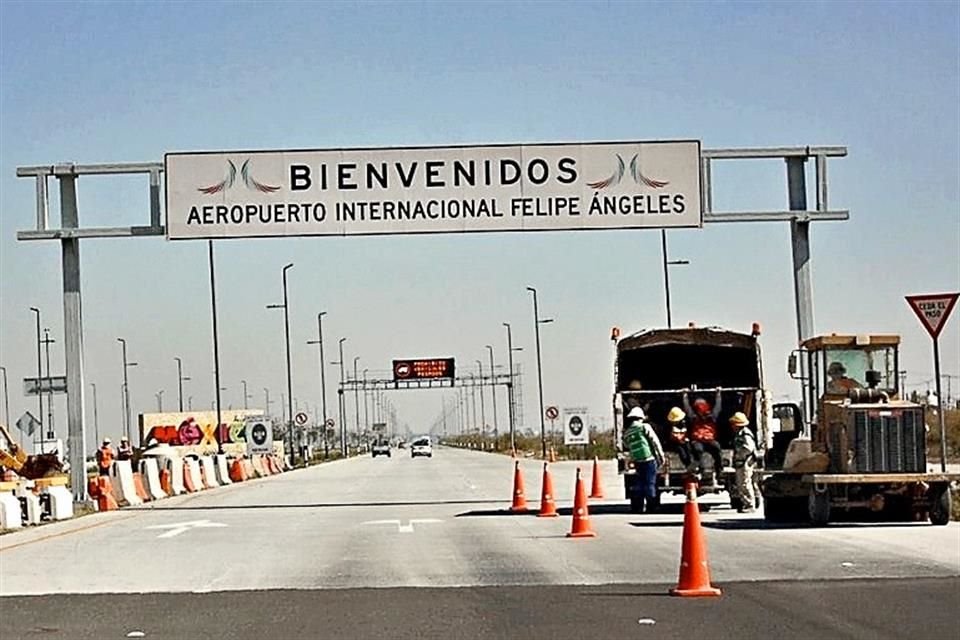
[808,488,831,526]
[929,486,952,526]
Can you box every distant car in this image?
[410,437,432,458]
[372,442,391,458]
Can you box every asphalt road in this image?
[1,447,958,638]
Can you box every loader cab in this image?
[791,334,901,440]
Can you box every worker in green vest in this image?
[623,407,665,513]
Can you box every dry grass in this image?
[926,408,960,463]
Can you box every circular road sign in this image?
[250,422,269,447]
[568,415,584,436]
[295,412,309,426]
[545,406,559,420]
[325,417,335,427]
[394,361,413,379]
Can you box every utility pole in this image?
[41,328,55,439]
[267,263,295,463]
[175,357,190,412]
[486,344,498,448]
[307,311,329,457]
[527,287,553,459]
[29,307,43,452]
[660,229,689,329]
[208,241,224,454]
[475,360,486,439]
[353,356,361,436]
[90,382,99,450]
[155,390,164,412]
[241,379,249,409]
[503,323,516,452]
[116,337,136,442]
[264,388,272,416]
[337,337,347,456]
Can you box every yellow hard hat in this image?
[667,407,685,423]
[729,412,749,427]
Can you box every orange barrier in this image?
[183,461,198,492]
[229,459,247,482]
[159,468,173,496]
[510,460,529,513]
[537,462,558,518]
[269,456,282,474]
[133,472,150,502]
[548,448,557,463]
[566,467,596,538]
[242,459,255,479]
[93,476,119,511]
[670,479,721,597]
[589,456,605,499]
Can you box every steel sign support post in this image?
[933,337,946,472]
[58,171,88,501]
[209,241,224,454]
[42,328,55,438]
[307,311,329,458]
[787,157,814,426]
[527,286,547,459]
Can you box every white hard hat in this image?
[102,437,111,444]
[627,407,645,420]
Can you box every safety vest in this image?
[98,446,114,469]
[690,416,717,443]
[625,420,654,462]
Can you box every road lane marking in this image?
[0,514,139,553]
[362,518,443,533]
[145,519,227,538]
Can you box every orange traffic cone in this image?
[589,456,605,499]
[670,479,722,597]
[566,467,597,538]
[510,460,529,512]
[538,462,558,517]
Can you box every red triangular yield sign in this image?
[905,292,960,339]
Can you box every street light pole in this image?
[116,337,136,443]
[338,337,347,456]
[42,328,55,438]
[503,323,516,452]
[174,357,190,412]
[0,366,9,428]
[208,240,224,454]
[660,229,690,329]
[268,263,295,463]
[90,382,99,450]
[156,390,164,412]
[241,379,249,410]
[29,307,43,451]
[486,344,498,448]
[475,359,486,439]
[527,287,548,458]
[306,311,329,457]
[353,356,361,436]
[264,388,271,416]
[362,368,369,434]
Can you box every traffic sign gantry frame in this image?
[14,146,847,502]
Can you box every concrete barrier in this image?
[185,457,204,492]
[241,458,255,479]
[0,489,22,529]
[251,456,266,477]
[42,485,74,520]
[215,455,232,485]
[229,459,247,482]
[111,461,143,506]
[15,482,42,524]
[166,456,185,495]
[141,458,168,500]
[200,456,220,488]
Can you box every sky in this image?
[1,0,958,451]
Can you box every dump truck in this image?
[761,334,958,525]
[613,325,775,512]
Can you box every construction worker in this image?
[96,438,114,476]
[826,362,862,394]
[683,389,723,478]
[666,406,695,472]
[623,407,664,513]
[730,412,758,513]
[117,436,133,461]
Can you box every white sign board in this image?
[245,418,273,456]
[563,407,590,445]
[905,293,959,339]
[165,141,702,239]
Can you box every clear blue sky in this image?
[1,1,958,448]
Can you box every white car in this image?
[410,437,433,458]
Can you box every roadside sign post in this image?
[905,292,960,472]
[545,406,559,452]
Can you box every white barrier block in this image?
[185,458,204,491]
[141,458,168,500]
[215,454,232,485]
[44,485,74,520]
[0,492,22,529]
[200,456,220,488]
[163,456,185,495]
[112,460,143,506]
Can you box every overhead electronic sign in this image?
[392,358,455,381]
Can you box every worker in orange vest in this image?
[96,438,114,476]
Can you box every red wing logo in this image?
[587,153,669,191]
[198,159,280,195]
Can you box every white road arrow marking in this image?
[362,518,443,533]
[145,519,228,539]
